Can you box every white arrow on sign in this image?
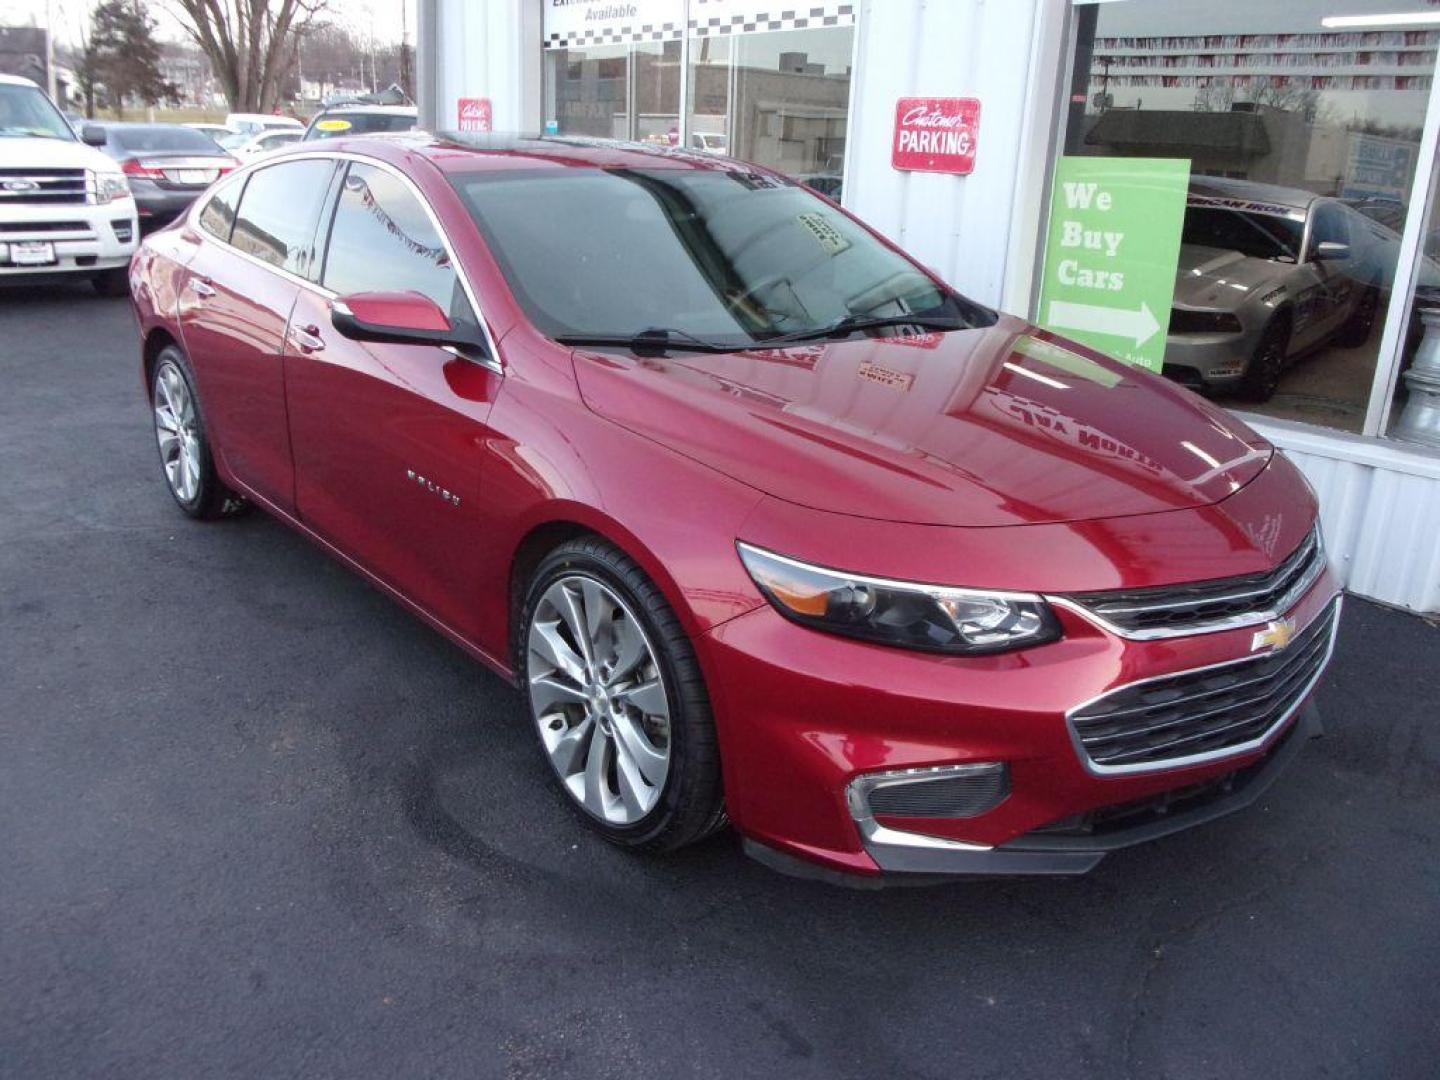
[1046,299,1161,349]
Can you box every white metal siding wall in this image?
[843,0,1068,312]
[422,0,540,133]
[1249,420,1440,615]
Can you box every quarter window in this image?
[198,178,243,242]
[321,162,468,318]
[229,159,335,276]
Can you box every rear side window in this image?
[321,162,469,318]
[230,159,335,276]
[198,178,243,241]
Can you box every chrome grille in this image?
[1060,527,1325,639]
[1069,597,1338,774]
[0,168,88,204]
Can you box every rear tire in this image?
[149,345,249,520]
[1237,316,1289,402]
[519,537,726,852]
[92,268,129,298]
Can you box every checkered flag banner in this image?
[689,1,855,37]
[543,1,854,50]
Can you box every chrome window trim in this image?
[1048,528,1326,641]
[187,149,502,375]
[1064,594,1342,778]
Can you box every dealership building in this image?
[416,0,1440,615]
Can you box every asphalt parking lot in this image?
[3,284,1438,1080]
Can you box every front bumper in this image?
[702,565,1339,883]
[0,198,138,277]
[1163,324,1265,387]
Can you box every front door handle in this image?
[291,323,325,354]
[189,277,216,298]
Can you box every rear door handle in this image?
[189,277,216,298]
[291,323,325,354]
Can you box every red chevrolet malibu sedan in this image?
[128,134,1339,882]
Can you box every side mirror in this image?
[330,291,489,358]
[80,124,107,147]
[1315,240,1350,261]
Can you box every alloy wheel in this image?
[526,574,672,825]
[153,361,201,504]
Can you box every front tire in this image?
[520,537,725,852]
[150,346,248,519]
[1237,316,1289,402]
[1335,283,1380,348]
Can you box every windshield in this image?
[305,112,417,140]
[1182,206,1303,262]
[451,166,992,345]
[112,126,220,152]
[0,83,75,141]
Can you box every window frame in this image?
[1038,1,1440,444]
[187,150,501,374]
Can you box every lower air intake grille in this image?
[1070,597,1338,773]
[857,763,1009,819]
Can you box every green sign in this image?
[1037,156,1191,372]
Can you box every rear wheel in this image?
[520,537,725,852]
[92,268,129,297]
[150,346,248,519]
[1237,316,1289,402]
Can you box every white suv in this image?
[0,74,138,296]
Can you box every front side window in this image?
[320,162,468,318]
[451,166,990,344]
[229,159,335,276]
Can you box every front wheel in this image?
[520,537,725,852]
[1237,317,1289,402]
[1335,283,1380,348]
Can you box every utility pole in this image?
[400,0,413,100]
[45,0,58,101]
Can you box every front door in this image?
[284,161,502,639]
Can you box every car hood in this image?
[1172,244,1285,308]
[0,134,116,171]
[572,315,1272,527]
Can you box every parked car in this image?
[229,128,303,159]
[224,112,303,139]
[302,104,418,140]
[0,74,137,296]
[89,122,237,231]
[129,134,1338,882]
[185,122,234,145]
[1164,177,1391,401]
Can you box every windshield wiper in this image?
[755,312,967,346]
[555,327,747,355]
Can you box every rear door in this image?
[178,158,338,510]
[284,158,502,638]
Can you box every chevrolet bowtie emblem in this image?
[1251,617,1296,652]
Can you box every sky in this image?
[5,0,415,48]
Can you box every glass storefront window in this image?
[1386,148,1440,446]
[545,41,682,143]
[685,26,855,197]
[1055,0,1439,435]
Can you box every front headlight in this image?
[90,170,130,205]
[737,544,1061,655]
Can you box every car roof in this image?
[0,73,42,88]
[1187,176,1318,215]
[327,131,769,176]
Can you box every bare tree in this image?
[172,0,328,112]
